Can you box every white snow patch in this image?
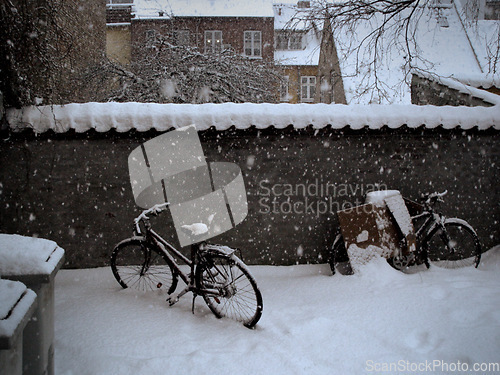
[181,223,209,236]
[0,280,36,338]
[356,230,369,243]
[0,234,65,276]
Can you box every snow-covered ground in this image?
[54,246,500,375]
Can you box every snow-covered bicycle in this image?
[329,191,482,274]
[110,203,263,328]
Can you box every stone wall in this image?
[411,74,495,107]
[0,126,498,268]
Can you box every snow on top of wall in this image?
[0,234,65,277]
[133,0,277,18]
[6,102,500,134]
[448,72,500,89]
[414,70,500,105]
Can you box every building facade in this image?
[105,0,346,104]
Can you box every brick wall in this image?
[131,17,275,61]
[0,127,498,268]
[106,6,132,24]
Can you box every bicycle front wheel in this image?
[426,219,481,268]
[196,253,263,328]
[111,238,178,294]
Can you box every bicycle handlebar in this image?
[134,202,170,233]
[422,191,447,207]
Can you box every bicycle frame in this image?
[411,208,449,253]
[142,227,233,306]
[147,228,192,285]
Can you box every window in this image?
[275,31,303,50]
[280,76,290,102]
[174,30,190,46]
[244,31,262,58]
[146,29,157,47]
[205,30,222,53]
[289,33,303,50]
[301,76,316,102]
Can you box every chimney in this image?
[297,1,311,8]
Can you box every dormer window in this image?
[275,31,303,50]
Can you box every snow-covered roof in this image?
[335,0,500,104]
[6,102,499,134]
[274,31,321,66]
[273,3,321,65]
[273,2,312,30]
[133,0,277,18]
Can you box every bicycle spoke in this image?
[111,240,177,294]
[197,253,262,328]
[428,222,481,269]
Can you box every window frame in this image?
[280,76,290,102]
[204,30,223,54]
[146,29,157,48]
[174,30,190,46]
[301,76,316,102]
[244,30,262,58]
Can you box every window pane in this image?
[290,34,302,49]
[281,76,289,101]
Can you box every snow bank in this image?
[347,244,392,273]
[53,246,500,374]
[6,102,500,134]
[0,234,64,276]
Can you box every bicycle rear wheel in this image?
[196,252,263,328]
[426,219,481,268]
[111,238,178,293]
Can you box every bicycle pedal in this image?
[166,296,178,306]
